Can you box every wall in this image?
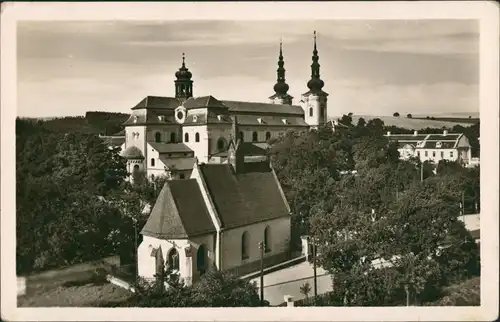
[182,125,209,162]
[146,124,182,144]
[125,125,147,157]
[238,126,303,143]
[412,148,459,163]
[138,234,215,285]
[220,216,291,274]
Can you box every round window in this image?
[177,111,184,120]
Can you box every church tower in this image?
[269,40,293,105]
[174,53,194,101]
[300,31,328,128]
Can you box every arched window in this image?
[265,131,271,141]
[150,158,155,167]
[155,132,161,143]
[170,132,176,143]
[309,107,313,117]
[239,131,244,142]
[217,138,226,152]
[151,174,155,181]
[195,132,200,142]
[241,231,249,260]
[184,132,189,142]
[133,164,139,173]
[264,226,271,253]
[252,131,258,142]
[168,248,180,271]
[197,245,206,275]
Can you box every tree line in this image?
[269,115,480,306]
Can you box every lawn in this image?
[18,276,132,307]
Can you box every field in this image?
[413,117,479,124]
[17,275,132,307]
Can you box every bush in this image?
[407,114,412,118]
[393,112,400,117]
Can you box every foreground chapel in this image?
[138,127,292,284]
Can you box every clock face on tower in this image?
[175,106,186,124]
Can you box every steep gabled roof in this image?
[198,163,290,229]
[183,96,228,110]
[132,96,182,110]
[141,179,215,239]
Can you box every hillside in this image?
[338,115,473,130]
[19,112,130,135]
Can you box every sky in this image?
[17,20,479,118]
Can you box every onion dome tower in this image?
[301,31,329,128]
[306,31,325,94]
[174,53,194,101]
[269,40,293,105]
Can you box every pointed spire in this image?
[273,38,289,97]
[307,30,324,93]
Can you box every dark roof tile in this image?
[159,156,195,171]
[149,142,193,154]
[132,96,182,110]
[199,163,289,229]
[141,179,215,239]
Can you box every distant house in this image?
[385,130,473,166]
[137,138,292,285]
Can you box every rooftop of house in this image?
[386,131,466,150]
[141,179,216,239]
[149,142,193,154]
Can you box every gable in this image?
[141,179,215,239]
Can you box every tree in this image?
[300,282,312,300]
[407,114,413,119]
[393,112,400,117]
[109,269,264,307]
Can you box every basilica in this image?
[102,31,329,181]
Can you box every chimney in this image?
[414,130,418,136]
[443,130,448,136]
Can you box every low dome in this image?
[175,68,192,80]
[122,146,144,160]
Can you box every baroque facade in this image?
[105,32,328,181]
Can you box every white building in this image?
[137,139,292,285]
[101,32,328,181]
[385,130,473,166]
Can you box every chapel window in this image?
[184,132,189,142]
[252,131,258,142]
[168,248,180,271]
[265,132,271,141]
[170,132,176,143]
[195,132,200,142]
[155,132,161,143]
[151,158,155,167]
[241,231,249,260]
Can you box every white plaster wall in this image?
[220,216,291,271]
[125,125,147,157]
[138,234,216,285]
[207,125,232,154]
[239,126,304,143]
[183,125,209,163]
[146,125,182,144]
[416,148,458,163]
[301,94,324,127]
